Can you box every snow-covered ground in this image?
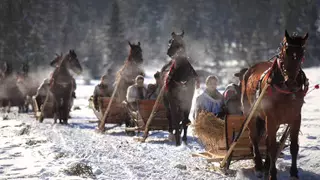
[0,67,320,180]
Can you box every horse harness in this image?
[256,57,309,100]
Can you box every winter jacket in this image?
[223,83,242,114]
[195,89,223,118]
[126,84,147,103]
[93,84,112,109]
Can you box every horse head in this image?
[50,52,63,67]
[279,30,308,83]
[127,41,143,64]
[167,30,185,57]
[51,50,82,75]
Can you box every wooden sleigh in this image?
[123,99,170,132]
[89,96,127,125]
[32,93,55,120]
[192,84,290,170]
[89,96,169,132]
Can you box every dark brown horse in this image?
[241,30,309,180]
[41,50,82,124]
[115,41,144,103]
[160,31,199,146]
[0,61,25,113]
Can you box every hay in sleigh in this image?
[193,111,225,152]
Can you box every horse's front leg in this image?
[290,115,301,179]
[182,110,190,144]
[249,118,264,178]
[164,96,174,141]
[266,120,278,180]
[53,97,59,124]
[63,96,71,124]
[169,97,181,146]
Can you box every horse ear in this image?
[303,32,309,41]
[180,30,184,37]
[128,41,132,47]
[138,42,141,46]
[285,30,290,40]
[171,32,176,37]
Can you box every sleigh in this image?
[90,96,169,131]
[122,99,170,133]
[89,96,128,125]
[32,93,55,120]
[192,84,290,170]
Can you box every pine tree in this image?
[107,0,125,69]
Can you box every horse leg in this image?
[169,97,181,146]
[63,97,70,124]
[266,120,278,180]
[289,115,301,179]
[264,136,270,177]
[182,110,189,144]
[53,101,58,124]
[249,118,264,178]
[164,96,174,141]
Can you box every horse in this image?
[114,41,144,103]
[160,31,199,146]
[41,50,82,124]
[0,61,25,113]
[16,62,40,113]
[241,30,309,180]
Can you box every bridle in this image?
[277,40,306,82]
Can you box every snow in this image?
[0,67,320,179]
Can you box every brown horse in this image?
[114,41,144,103]
[0,61,25,113]
[41,50,82,124]
[160,31,199,146]
[241,30,309,180]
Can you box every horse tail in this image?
[240,68,250,112]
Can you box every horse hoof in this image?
[255,170,263,178]
[168,133,175,142]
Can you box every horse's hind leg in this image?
[289,115,301,179]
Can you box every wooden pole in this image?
[142,85,165,141]
[220,81,270,168]
[98,63,128,132]
[97,77,122,132]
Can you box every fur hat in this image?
[135,75,144,82]
[154,71,160,79]
[234,68,248,78]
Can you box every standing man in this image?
[223,68,248,115]
[147,71,161,99]
[93,75,112,111]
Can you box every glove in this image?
[94,104,99,111]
